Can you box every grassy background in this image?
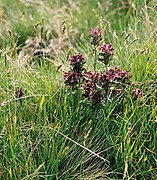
[0,0,157,179]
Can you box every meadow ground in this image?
[0,0,157,179]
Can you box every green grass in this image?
[0,0,157,179]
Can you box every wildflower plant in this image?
[64,54,85,89]
[89,27,102,47]
[98,43,113,65]
[64,28,143,107]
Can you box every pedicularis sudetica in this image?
[64,28,143,106]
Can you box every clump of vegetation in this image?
[0,0,156,179]
[64,27,143,110]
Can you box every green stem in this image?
[93,46,97,72]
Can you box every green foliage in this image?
[0,0,157,179]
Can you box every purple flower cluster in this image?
[90,28,102,36]
[83,67,130,85]
[83,71,105,84]
[81,72,103,103]
[89,27,102,46]
[104,67,130,97]
[64,54,85,88]
[99,43,113,65]
[64,71,81,88]
[81,66,130,102]
[105,66,130,83]
[69,54,85,72]
[100,43,113,54]
[64,28,143,105]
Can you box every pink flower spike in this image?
[90,28,102,36]
[108,44,113,50]
[100,44,107,51]
[100,43,113,54]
